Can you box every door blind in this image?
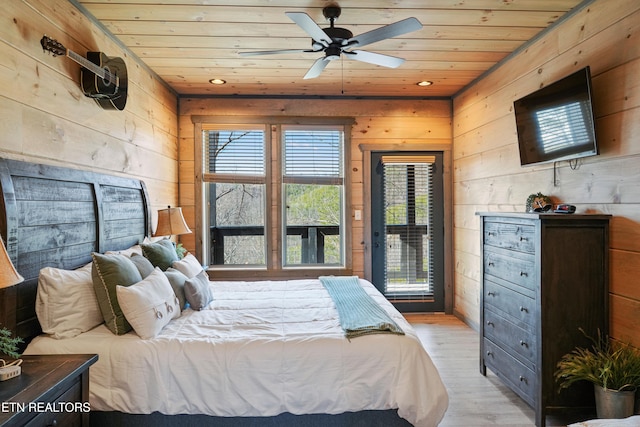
[381,156,435,300]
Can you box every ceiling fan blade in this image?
[303,57,330,79]
[347,17,422,49]
[239,49,316,57]
[344,50,405,68]
[285,12,332,46]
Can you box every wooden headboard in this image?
[0,158,151,347]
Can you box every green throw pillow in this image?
[91,252,143,335]
[141,239,178,271]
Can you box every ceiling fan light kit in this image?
[239,4,422,79]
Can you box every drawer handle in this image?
[487,232,495,237]
[519,340,528,348]
[519,236,528,242]
[488,262,495,267]
[519,375,528,384]
[486,321,494,327]
[47,421,58,427]
[520,271,528,277]
[487,292,495,297]
[519,306,528,313]
[486,351,493,357]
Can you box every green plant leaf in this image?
[0,327,23,359]
[555,329,640,392]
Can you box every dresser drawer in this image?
[24,378,83,427]
[484,280,535,329]
[484,309,536,368]
[484,220,535,254]
[484,248,536,292]
[483,338,536,406]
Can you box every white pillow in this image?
[171,253,203,278]
[116,267,180,339]
[105,244,143,257]
[36,263,103,339]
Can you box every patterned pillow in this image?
[117,268,180,339]
[91,253,143,335]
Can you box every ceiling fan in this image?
[239,4,422,79]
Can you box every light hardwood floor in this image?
[406,313,587,427]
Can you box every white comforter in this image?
[25,278,448,426]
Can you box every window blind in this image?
[283,129,342,180]
[205,130,265,176]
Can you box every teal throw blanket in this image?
[319,276,404,339]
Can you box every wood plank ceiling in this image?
[75,0,588,98]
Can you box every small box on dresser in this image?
[0,354,97,427]
[477,212,610,427]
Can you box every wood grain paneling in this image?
[73,0,586,98]
[610,295,640,349]
[179,98,452,284]
[0,0,179,223]
[452,1,640,346]
[610,249,640,301]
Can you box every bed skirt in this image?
[90,409,414,427]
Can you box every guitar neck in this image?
[67,49,119,86]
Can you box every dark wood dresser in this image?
[0,354,97,427]
[477,212,610,427]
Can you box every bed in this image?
[0,157,448,427]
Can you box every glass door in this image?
[371,151,444,312]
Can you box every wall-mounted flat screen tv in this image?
[514,66,598,166]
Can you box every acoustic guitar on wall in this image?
[40,35,128,111]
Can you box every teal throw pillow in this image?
[141,239,179,271]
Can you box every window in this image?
[198,119,352,274]
[283,126,344,266]
[204,127,266,266]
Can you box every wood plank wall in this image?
[0,0,179,231]
[178,98,452,286]
[452,0,640,346]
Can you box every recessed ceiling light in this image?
[209,78,226,85]
[417,81,433,87]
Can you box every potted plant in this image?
[555,329,640,419]
[0,326,22,359]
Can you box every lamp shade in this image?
[154,206,192,237]
[0,236,24,289]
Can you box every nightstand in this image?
[0,354,97,427]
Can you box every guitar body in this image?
[40,35,128,111]
[81,51,128,111]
